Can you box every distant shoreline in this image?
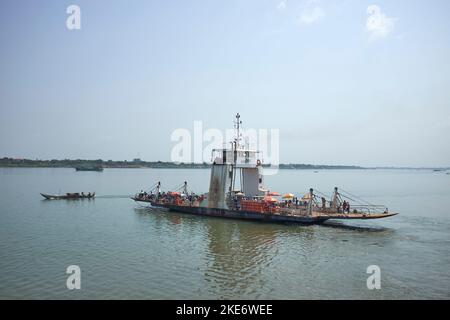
[0,157,448,170]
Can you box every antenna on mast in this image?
[234,113,242,148]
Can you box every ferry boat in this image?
[132,114,398,224]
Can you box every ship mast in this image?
[234,112,242,149]
[231,113,242,192]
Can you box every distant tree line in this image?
[277,163,363,170]
[0,157,364,170]
[0,157,209,169]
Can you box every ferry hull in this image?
[132,197,398,224]
[132,198,328,224]
[166,205,329,224]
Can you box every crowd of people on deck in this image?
[135,187,357,214]
[283,197,309,208]
[135,189,204,206]
[136,190,155,201]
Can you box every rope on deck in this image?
[338,188,375,206]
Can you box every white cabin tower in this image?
[207,114,265,209]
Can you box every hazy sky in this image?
[1,0,449,167]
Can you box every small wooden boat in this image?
[40,192,95,200]
[75,166,103,172]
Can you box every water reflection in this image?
[133,207,319,298]
[203,219,281,298]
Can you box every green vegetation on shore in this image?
[0,157,364,170]
[2,157,447,170]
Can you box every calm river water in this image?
[0,168,449,299]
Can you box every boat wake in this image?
[94,195,133,199]
[321,220,394,233]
